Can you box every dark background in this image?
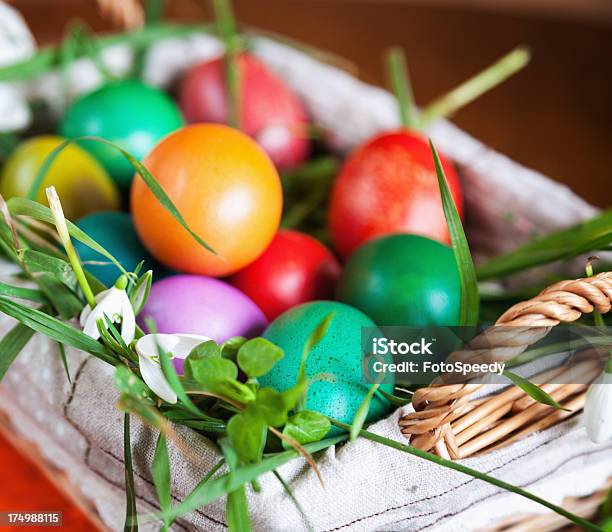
[15,0,612,207]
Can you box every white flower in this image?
[135,333,212,404]
[584,370,612,444]
[80,276,135,345]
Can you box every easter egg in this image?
[260,301,393,428]
[131,124,283,277]
[229,230,340,320]
[179,53,310,169]
[329,130,463,258]
[337,234,461,327]
[59,80,184,187]
[0,135,119,220]
[139,275,267,343]
[74,211,169,287]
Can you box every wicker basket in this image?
[401,272,612,460]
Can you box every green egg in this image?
[74,211,170,287]
[59,80,184,188]
[260,301,394,432]
[337,234,461,327]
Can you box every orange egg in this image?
[131,124,282,276]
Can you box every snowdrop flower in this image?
[135,333,212,404]
[584,370,612,444]
[80,275,136,345]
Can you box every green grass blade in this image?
[430,139,479,326]
[419,47,530,128]
[273,471,314,532]
[0,323,35,381]
[58,342,72,384]
[477,210,612,280]
[0,296,116,365]
[212,0,242,129]
[8,197,127,274]
[331,419,600,531]
[0,282,46,303]
[25,137,215,255]
[503,371,569,411]
[350,382,380,441]
[164,436,346,523]
[221,441,252,532]
[123,414,139,532]
[385,47,417,129]
[152,432,172,526]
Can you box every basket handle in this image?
[400,271,612,456]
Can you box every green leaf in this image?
[152,433,172,521]
[477,210,612,280]
[503,371,569,411]
[24,137,215,254]
[237,337,284,378]
[221,336,247,362]
[350,383,380,442]
[129,270,152,316]
[163,436,346,524]
[114,365,151,402]
[0,323,35,381]
[255,388,288,427]
[123,414,138,532]
[189,340,221,360]
[0,296,116,365]
[430,139,479,327]
[155,335,217,421]
[227,406,268,463]
[378,388,412,407]
[282,411,330,448]
[186,355,237,386]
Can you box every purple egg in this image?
[139,275,268,343]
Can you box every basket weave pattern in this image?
[400,272,612,459]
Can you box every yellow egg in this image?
[0,135,120,220]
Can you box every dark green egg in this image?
[337,234,461,326]
[260,301,394,431]
[59,80,184,187]
[75,211,169,287]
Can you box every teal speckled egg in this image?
[75,211,169,287]
[337,234,461,327]
[260,301,394,430]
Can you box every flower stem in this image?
[330,419,600,531]
[212,0,242,129]
[385,47,417,129]
[418,46,530,128]
[45,187,96,308]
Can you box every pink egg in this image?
[139,275,268,343]
[178,53,310,170]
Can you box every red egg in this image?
[229,230,341,320]
[179,53,310,170]
[328,129,463,259]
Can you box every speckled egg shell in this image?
[260,301,394,430]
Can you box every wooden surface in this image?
[14,0,612,207]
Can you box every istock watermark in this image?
[361,325,612,386]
